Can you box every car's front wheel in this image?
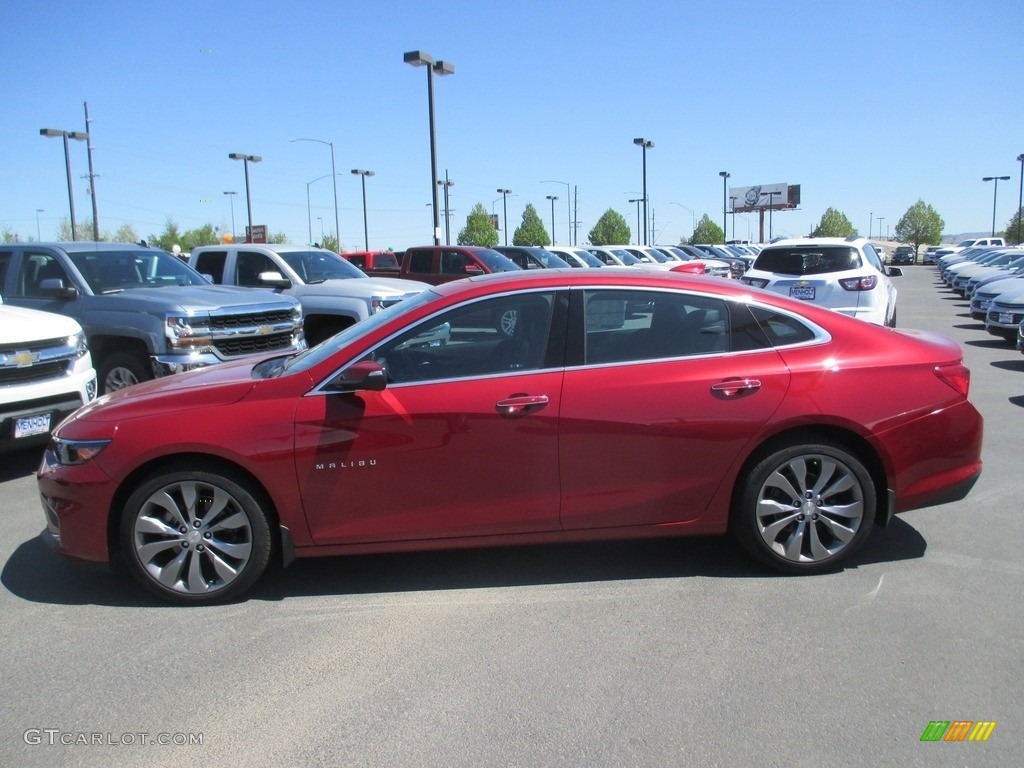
[98,351,150,394]
[120,468,272,604]
[732,440,876,574]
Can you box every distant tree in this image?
[458,202,499,247]
[2,225,19,243]
[1004,207,1023,245]
[57,218,106,241]
[113,224,139,243]
[269,230,290,245]
[689,214,724,244]
[178,224,222,252]
[150,218,183,251]
[588,209,631,245]
[318,233,339,251]
[512,203,550,246]
[811,207,857,238]
[893,200,944,256]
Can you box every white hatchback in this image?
[740,237,899,326]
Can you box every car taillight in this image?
[740,276,769,288]
[839,275,877,291]
[935,363,970,398]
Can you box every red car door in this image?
[294,291,564,544]
[559,288,791,530]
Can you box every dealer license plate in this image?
[14,412,51,439]
[789,286,816,300]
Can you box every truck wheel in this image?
[99,351,151,394]
[120,468,272,604]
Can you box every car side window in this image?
[194,251,227,284]
[407,250,433,275]
[748,306,817,346]
[366,293,556,384]
[0,251,10,290]
[236,251,275,286]
[582,290,729,364]
[441,251,466,275]
[16,252,70,297]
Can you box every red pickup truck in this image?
[345,246,520,285]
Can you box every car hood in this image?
[86,285,300,312]
[69,357,272,424]
[0,304,82,343]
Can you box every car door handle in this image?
[711,378,762,398]
[495,395,549,417]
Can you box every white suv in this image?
[740,237,900,326]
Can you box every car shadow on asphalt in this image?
[2,518,927,607]
[0,447,44,482]
[991,359,1024,373]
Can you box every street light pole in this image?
[223,191,237,241]
[291,138,340,251]
[39,128,89,240]
[982,175,1011,237]
[633,138,654,245]
[496,188,512,245]
[719,171,730,243]
[629,198,643,244]
[765,191,779,240]
[405,50,455,246]
[546,195,559,245]
[1016,154,1024,244]
[876,216,885,242]
[869,212,873,240]
[541,180,571,245]
[351,169,375,251]
[83,102,100,240]
[729,196,737,240]
[35,209,44,241]
[228,153,262,241]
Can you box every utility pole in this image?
[84,101,99,240]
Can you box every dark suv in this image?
[890,246,917,265]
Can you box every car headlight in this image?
[47,437,111,466]
[165,315,213,351]
[68,331,88,359]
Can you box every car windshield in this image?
[754,246,862,275]
[534,250,571,268]
[68,248,209,292]
[279,250,365,282]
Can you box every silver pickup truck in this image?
[190,244,430,346]
[0,242,305,394]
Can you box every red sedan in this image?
[38,269,983,604]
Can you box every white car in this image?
[740,237,900,326]
[545,246,605,268]
[0,297,97,449]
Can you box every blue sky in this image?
[2,0,1021,249]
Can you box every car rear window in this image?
[754,246,861,275]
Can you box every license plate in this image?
[790,286,816,300]
[14,412,51,439]
[998,312,1014,324]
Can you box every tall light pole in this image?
[291,137,339,249]
[305,174,337,246]
[317,217,324,243]
[437,173,454,245]
[404,50,455,246]
[228,153,261,241]
[546,196,559,245]
[633,138,654,244]
[496,188,512,245]
[729,196,737,240]
[541,180,571,245]
[982,175,1011,237]
[35,209,44,241]
[351,169,375,251]
[223,192,237,241]
[83,102,100,240]
[1016,154,1024,244]
[876,216,885,242]
[719,171,730,242]
[869,212,873,240]
[39,128,89,240]
[629,198,643,244]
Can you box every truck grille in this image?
[0,338,75,386]
[210,310,297,330]
[213,333,298,358]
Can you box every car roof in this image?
[761,237,868,248]
[33,241,171,254]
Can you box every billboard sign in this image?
[731,183,792,212]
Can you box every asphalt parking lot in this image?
[0,263,1019,767]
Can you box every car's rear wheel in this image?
[120,469,272,604]
[732,440,875,574]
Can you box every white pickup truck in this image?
[0,297,97,450]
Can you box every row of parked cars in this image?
[933,240,1024,351]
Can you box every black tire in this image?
[98,351,151,394]
[731,440,876,575]
[119,468,272,604]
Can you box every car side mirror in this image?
[39,278,78,300]
[258,270,292,288]
[328,360,387,393]
[887,267,903,277]
[464,263,484,275]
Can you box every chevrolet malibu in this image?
[38,269,983,604]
